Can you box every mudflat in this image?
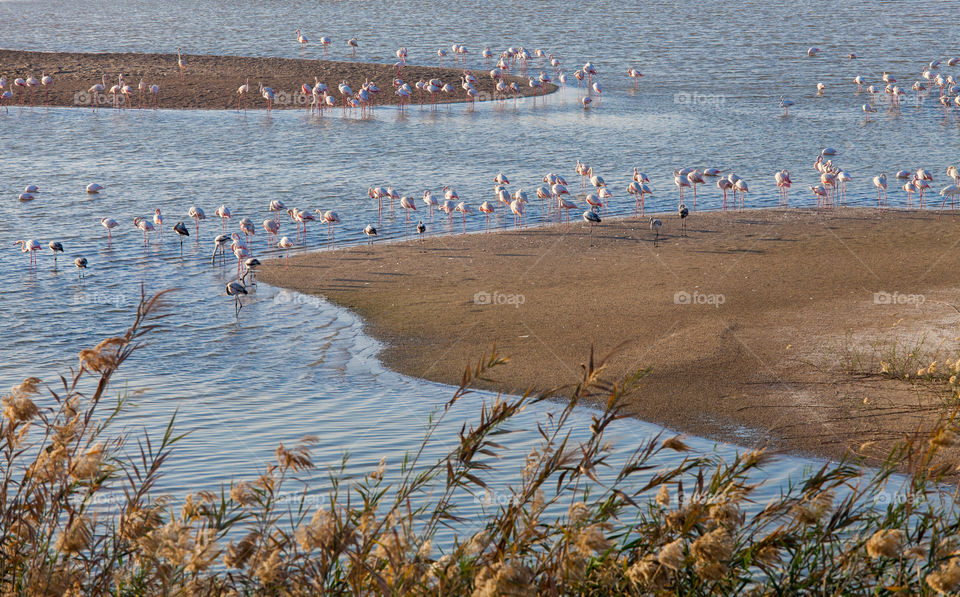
[260,208,960,463]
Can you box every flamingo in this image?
[296,29,308,47]
[836,170,851,203]
[400,196,417,230]
[74,257,88,279]
[319,36,331,55]
[774,170,791,206]
[627,68,643,89]
[88,74,106,110]
[13,239,41,267]
[237,78,249,111]
[939,184,960,220]
[649,217,662,247]
[422,190,438,219]
[149,83,160,109]
[686,170,705,209]
[137,77,147,108]
[173,221,189,254]
[277,236,295,262]
[101,217,118,243]
[321,210,340,244]
[225,281,247,317]
[863,103,877,120]
[86,182,104,194]
[177,47,185,81]
[854,75,865,92]
[558,196,577,223]
[478,201,496,232]
[779,96,795,115]
[873,173,888,210]
[212,234,231,264]
[509,199,524,229]
[269,199,287,222]
[133,217,155,245]
[259,82,275,112]
[347,36,359,56]
[733,179,749,210]
[678,203,689,236]
[263,218,279,245]
[455,202,472,233]
[239,217,256,244]
[40,73,52,106]
[188,206,206,235]
[363,224,377,243]
[583,209,601,235]
[241,257,261,286]
[0,90,12,113]
[153,208,164,240]
[674,171,691,202]
[215,204,232,231]
[48,241,63,265]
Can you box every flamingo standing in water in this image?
[101,217,119,243]
[14,239,41,267]
[717,178,733,210]
[133,216,156,245]
[153,208,164,240]
[188,206,206,235]
[479,200,495,232]
[74,257,88,279]
[774,170,792,206]
[400,196,417,231]
[263,218,280,245]
[319,36,332,55]
[173,221,189,254]
[510,199,525,229]
[422,190,438,219]
[237,79,249,111]
[40,73,53,106]
[296,29,308,47]
[48,241,63,265]
[225,281,247,316]
[88,74,106,110]
[347,36,359,56]
[215,204,232,231]
[873,173,888,210]
[455,202,472,233]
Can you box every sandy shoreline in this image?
[0,49,554,110]
[259,208,960,464]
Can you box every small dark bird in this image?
[649,217,662,247]
[678,203,689,236]
[173,221,189,255]
[582,209,601,235]
[48,241,63,264]
[363,224,377,244]
[74,256,88,279]
[226,280,247,317]
[242,257,261,285]
[416,220,426,239]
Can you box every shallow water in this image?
[1,0,955,532]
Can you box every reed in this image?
[3,290,960,595]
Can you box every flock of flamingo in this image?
[779,51,960,120]
[12,148,960,316]
[8,39,960,316]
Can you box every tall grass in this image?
[3,290,960,595]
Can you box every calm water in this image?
[2,0,955,529]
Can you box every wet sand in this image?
[260,208,960,463]
[0,49,554,110]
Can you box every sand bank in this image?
[260,208,960,463]
[0,49,552,110]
